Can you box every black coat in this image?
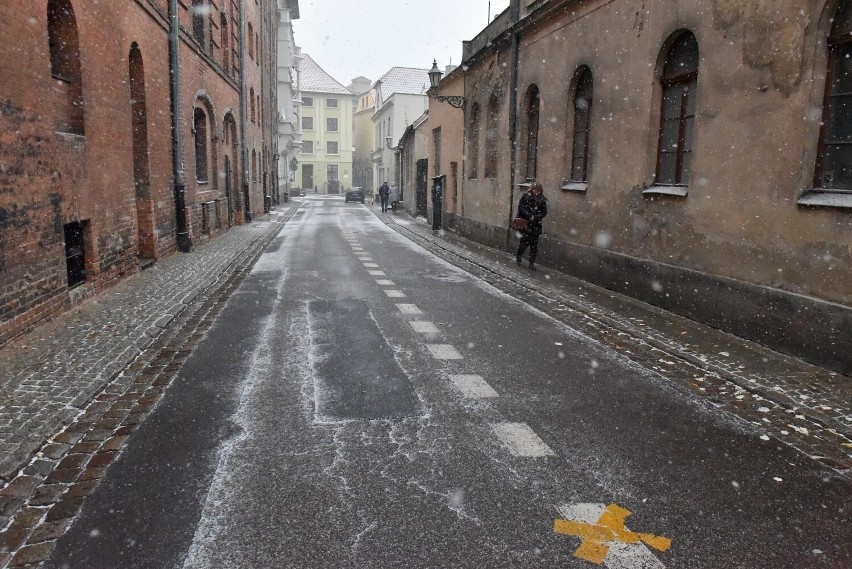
[517,191,548,236]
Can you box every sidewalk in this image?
[0,208,295,484]
[379,209,852,472]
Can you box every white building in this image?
[276,0,301,202]
[371,67,430,189]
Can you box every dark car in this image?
[344,186,365,203]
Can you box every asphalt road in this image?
[48,197,851,568]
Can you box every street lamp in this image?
[386,135,394,149]
[427,59,465,109]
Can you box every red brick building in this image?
[0,0,278,346]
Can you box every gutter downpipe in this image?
[169,0,192,252]
[239,0,252,222]
[506,0,521,249]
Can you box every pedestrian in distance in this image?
[379,181,390,213]
[515,181,548,271]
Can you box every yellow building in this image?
[295,54,355,194]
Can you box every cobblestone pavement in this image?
[0,209,294,485]
[0,207,297,566]
[378,211,852,475]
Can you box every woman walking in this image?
[515,182,548,270]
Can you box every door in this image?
[224,155,233,227]
[303,164,314,192]
[416,159,428,217]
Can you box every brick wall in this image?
[0,0,276,346]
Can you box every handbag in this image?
[511,217,528,231]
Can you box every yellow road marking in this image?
[553,503,671,564]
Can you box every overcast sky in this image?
[292,0,511,86]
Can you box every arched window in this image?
[816,1,852,189]
[570,66,593,182]
[221,13,229,70]
[194,107,208,182]
[129,44,149,196]
[656,31,699,186]
[250,87,255,122]
[485,95,499,178]
[525,86,540,180]
[47,0,84,135]
[468,103,480,179]
[248,23,254,58]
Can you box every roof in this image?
[299,54,352,95]
[373,67,431,97]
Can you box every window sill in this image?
[642,185,688,197]
[561,182,588,193]
[196,180,209,185]
[797,189,852,209]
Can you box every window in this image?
[485,95,499,178]
[129,44,150,198]
[194,107,208,182]
[327,164,339,182]
[326,117,338,132]
[303,96,313,106]
[468,103,480,179]
[221,14,229,69]
[192,0,207,50]
[47,0,84,135]
[250,88,255,122]
[252,150,257,182]
[326,98,339,108]
[302,140,313,153]
[656,31,699,187]
[525,86,540,180]
[302,116,313,130]
[248,22,254,58]
[327,141,339,155]
[256,32,260,65]
[257,94,261,123]
[815,1,852,190]
[64,221,88,288]
[570,66,593,182]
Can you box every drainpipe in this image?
[506,0,521,249]
[239,0,251,222]
[169,0,192,252]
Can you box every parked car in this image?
[344,186,365,203]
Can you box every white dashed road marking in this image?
[384,290,406,298]
[491,423,555,457]
[409,321,439,334]
[426,344,462,359]
[376,279,395,286]
[396,304,422,315]
[449,374,498,399]
[369,270,386,276]
[363,263,379,268]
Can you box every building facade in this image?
[276,0,301,202]
[371,67,430,191]
[349,77,375,192]
[0,0,278,347]
[439,0,852,374]
[293,54,354,195]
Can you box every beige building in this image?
[436,0,852,374]
[349,77,375,191]
[294,54,355,194]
